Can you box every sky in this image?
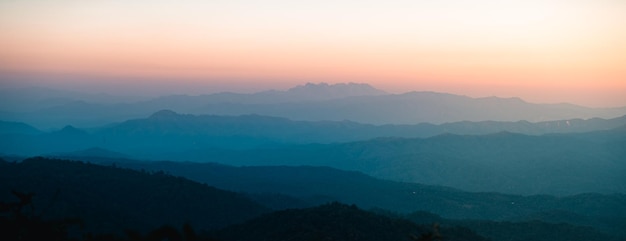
[0,0,625,107]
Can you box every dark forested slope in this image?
[0,157,268,234]
[62,158,626,237]
[213,202,488,241]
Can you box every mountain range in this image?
[160,129,624,195]
[2,157,624,240]
[2,110,625,195]
[2,83,625,129]
[24,156,626,239]
[2,110,625,152]
[2,82,626,240]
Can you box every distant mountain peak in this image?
[0,120,42,135]
[149,109,179,119]
[53,125,89,137]
[477,96,526,104]
[287,82,387,98]
[60,125,79,132]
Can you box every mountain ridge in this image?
[2,112,626,195]
[43,156,626,238]
[2,83,625,128]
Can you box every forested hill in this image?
[0,157,268,234]
[53,157,626,238]
[1,157,624,241]
[213,202,489,241]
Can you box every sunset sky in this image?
[0,0,625,107]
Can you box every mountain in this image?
[282,82,388,100]
[192,91,626,125]
[5,111,625,156]
[183,129,626,195]
[0,86,148,112]
[0,87,149,128]
[0,157,268,234]
[0,125,99,155]
[0,83,388,128]
[3,113,624,195]
[2,158,620,241]
[96,111,626,149]
[0,120,42,135]
[436,115,626,135]
[213,202,488,241]
[2,83,625,129]
[56,157,626,238]
[104,127,622,196]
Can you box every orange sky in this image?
[0,0,625,107]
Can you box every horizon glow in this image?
[1,0,625,107]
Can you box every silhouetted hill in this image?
[0,120,42,135]
[149,109,180,119]
[213,202,488,241]
[0,157,268,234]
[0,125,99,155]
[66,158,626,237]
[53,125,90,138]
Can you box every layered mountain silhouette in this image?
[3,157,622,240]
[3,110,625,152]
[0,120,43,135]
[2,83,625,128]
[101,110,626,142]
[2,111,625,195]
[36,157,626,238]
[3,82,626,240]
[162,129,624,195]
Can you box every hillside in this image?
[213,202,488,241]
[0,120,43,135]
[1,157,623,240]
[126,128,625,196]
[58,157,626,237]
[0,157,268,234]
